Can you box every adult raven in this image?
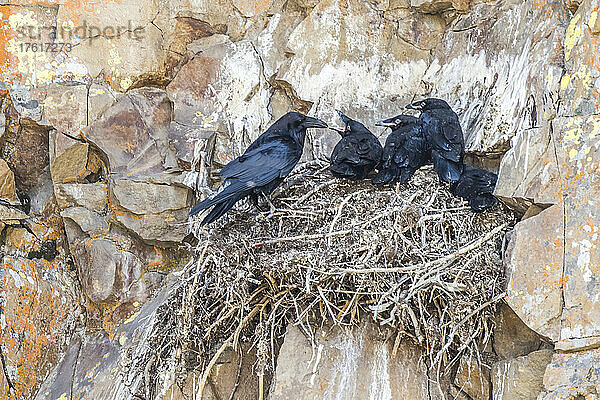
[372,114,431,185]
[450,165,499,212]
[329,111,383,180]
[407,98,464,183]
[189,112,327,225]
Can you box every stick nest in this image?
[143,162,517,397]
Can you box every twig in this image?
[433,292,506,367]
[254,230,352,246]
[336,223,508,274]
[328,191,363,246]
[196,302,265,398]
[292,179,336,207]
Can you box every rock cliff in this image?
[0,0,599,399]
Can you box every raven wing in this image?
[405,134,430,169]
[464,167,497,195]
[453,166,497,198]
[220,137,301,182]
[438,113,463,144]
[331,137,362,165]
[352,134,382,164]
[422,111,463,163]
[194,138,300,211]
[382,131,405,168]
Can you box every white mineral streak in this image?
[324,330,362,400]
[368,343,393,400]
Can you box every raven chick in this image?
[329,111,383,180]
[190,112,327,225]
[407,98,464,183]
[450,165,499,212]
[372,114,431,185]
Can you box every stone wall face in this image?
[0,0,598,398]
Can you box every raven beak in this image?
[376,120,395,128]
[328,126,345,136]
[304,116,328,129]
[336,110,351,124]
[406,102,424,110]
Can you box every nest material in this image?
[144,162,516,398]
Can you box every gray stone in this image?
[410,0,465,13]
[84,95,164,177]
[255,10,306,79]
[166,121,215,166]
[42,83,87,136]
[128,88,179,170]
[56,0,166,91]
[492,350,553,400]
[162,344,266,400]
[280,0,431,159]
[112,178,192,215]
[153,0,245,43]
[269,324,431,399]
[0,204,27,221]
[50,142,90,183]
[112,208,190,243]
[71,238,148,304]
[60,207,109,236]
[454,357,490,400]
[35,281,180,400]
[559,0,600,116]
[166,35,271,165]
[0,255,80,399]
[505,205,564,342]
[493,304,543,359]
[72,239,120,303]
[423,1,566,154]
[0,158,18,204]
[9,84,43,121]
[28,169,55,215]
[88,84,120,124]
[55,183,108,212]
[538,348,600,400]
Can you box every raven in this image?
[450,165,499,212]
[189,112,328,225]
[372,114,431,185]
[407,98,464,183]
[329,111,383,180]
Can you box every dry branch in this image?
[136,163,516,397]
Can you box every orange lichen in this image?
[0,257,79,400]
[0,6,16,81]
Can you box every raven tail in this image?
[433,152,463,183]
[469,194,499,213]
[199,194,245,225]
[397,168,417,184]
[190,180,247,217]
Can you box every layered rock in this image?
[0,252,80,399]
[35,281,178,400]
[492,349,554,400]
[1,0,599,398]
[269,324,434,399]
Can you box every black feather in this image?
[409,98,465,183]
[189,112,327,225]
[330,111,383,180]
[450,165,499,212]
[372,115,431,185]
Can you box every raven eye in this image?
[395,119,400,124]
